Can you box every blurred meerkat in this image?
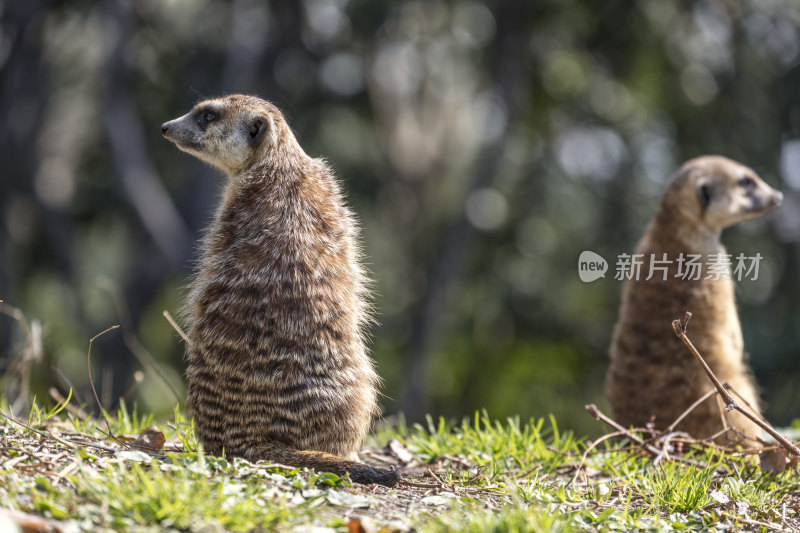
[606,156,782,443]
[161,94,398,486]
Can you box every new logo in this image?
[578,251,608,282]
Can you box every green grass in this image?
[1,403,799,532]
[400,412,579,474]
[30,456,310,531]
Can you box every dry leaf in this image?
[385,439,414,464]
[347,517,377,533]
[1,508,65,532]
[759,448,788,474]
[709,490,730,505]
[131,425,166,451]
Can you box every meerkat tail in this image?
[244,442,399,487]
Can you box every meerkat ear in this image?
[248,117,268,147]
[697,183,713,209]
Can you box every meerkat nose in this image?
[772,191,783,206]
[161,123,170,135]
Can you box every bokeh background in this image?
[2,0,800,436]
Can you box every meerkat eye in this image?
[738,176,755,189]
[698,184,712,208]
[204,110,217,123]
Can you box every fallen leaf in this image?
[709,490,730,505]
[347,517,377,533]
[0,508,66,532]
[131,425,165,451]
[735,501,750,516]
[385,439,414,464]
[420,493,457,507]
[760,449,788,474]
[325,491,370,508]
[116,450,152,463]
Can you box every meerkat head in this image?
[666,155,782,232]
[161,95,290,176]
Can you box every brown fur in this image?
[162,95,398,486]
[606,156,782,443]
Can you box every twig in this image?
[567,430,629,487]
[163,310,189,343]
[54,460,79,486]
[653,431,693,466]
[98,279,180,403]
[665,387,717,433]
[585,404,704,467]
[0,409,51,439]
[86,325,120,430]
[719,511,788,532]
[47,430,78,449]
[399,480,442,489]
[57,440,118,454]
[672,311,800,457]
[586,404,662,456]
[0,409,121,455]
[85,325,134,452]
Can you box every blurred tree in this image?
[1,0,799,435]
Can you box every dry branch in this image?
[672,311,800,457]
[585,404,704,467]
[585,404,658,454]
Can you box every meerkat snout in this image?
[162,98,279,176]
[682,159,782,230]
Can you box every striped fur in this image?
[162,95,397,486]
[606,156,781,444]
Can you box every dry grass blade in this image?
[97,279,181,403]
[86,325,122,437]
[664,387,718,434]
[567,429,629,487]
[0,302,43,413]
[163,310,189,343]
[585,404,657,452]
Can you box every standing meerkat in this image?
[606,156,782,443]
[161,94,398,486]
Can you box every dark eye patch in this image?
[738,176,755,189]
[196,108,219,130]
[698,183,713,208]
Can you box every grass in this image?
[1,399,799,532]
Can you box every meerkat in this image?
[161,95,398,486]
[606,156,782,443]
